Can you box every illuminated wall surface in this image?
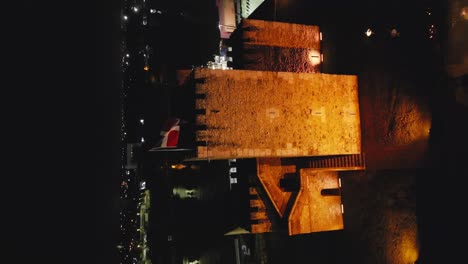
[242,19,320,49]
[194,68,361,159]
[288,169,343,235]
[242,46,322,73]
[241,19,321,72]
[249,187,272,233]
[256,157,295,218]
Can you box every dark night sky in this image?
[96,0,125,263]
[5,1,110,263]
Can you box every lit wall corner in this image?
[288,169,344,235]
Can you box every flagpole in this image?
[234,237,241,264]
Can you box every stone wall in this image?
[194,68,361,159]
[288,169,343,235]
[242,46,321,73]
[239,19,322,73]
[242,19,320,49]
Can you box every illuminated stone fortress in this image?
[179,19,366,235]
